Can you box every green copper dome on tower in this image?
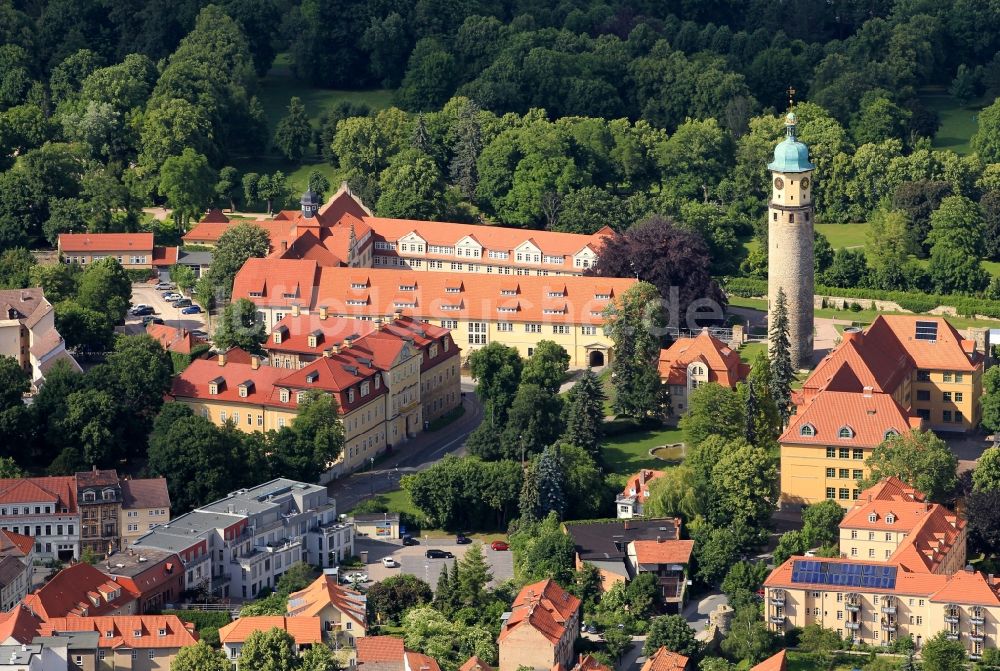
[768,112,815,173]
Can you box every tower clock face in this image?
[801,177,810,189]
[773,177,784,189]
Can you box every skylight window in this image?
[915,321,938,341]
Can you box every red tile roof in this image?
[59,233,154,253]
[630,540,695,566]
[657,329,749,387]
[23,563,136,619]
[265,315,377,356]
[146,323,205,355]
[764,556,951,597]
[218,616,322,645]
[620,470,666,505]
[929,569,1000,606]
[639,647,689,671]
[120,478,170,510]
[152,246,179,267]
[169,359,294,410]
[182,220,298,252]
[286,575,367,629]
[780,391,921,448]
[357,635,405,663]
[38,615,197,649]
[0,530,34,557]
[406,651,442,671]
[750,650,787,671]
[499,579,580,645]
[0,477,77,513]
[460,656,494,671]
[572,654,610,671]
[231,258,319,307]
[0,607,41,644]
[200,209,230,223]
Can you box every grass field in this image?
[601,426,684,474]
[815,223,868,249]
[920,90,984,155]
[738,341,767,363]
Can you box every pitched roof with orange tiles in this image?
[59,233,153,253]
[460,656,494,671]
[38,615,197,649]
[272,354,386,413]
[877,315,981,372]
[120,478,170,511]
[657,329,749,387]
[406,651,442,671]
[265,315,377,355]
[639,647,689,671]
[151,246,179,267]
[23,563,136,619]
[929,569,1000,606]
[234,263,636,326]
[630,540,695,566]
[182,220,298,251]
[780,391,921,448]
[620,469,666,505]
[764,556,952,597]
[0,477,77,513]
[319,184,373,221]
[889,507,966,574]
[0,606,41,643]
[218,616,322,645]
[572,654,610,671]
[499,579,581,645]
[286,574,367,628]
[357,635,405,663]
[169,358,294,410]
[0,530,34,558]
[750,650,787,671]
[146,323,205,355]
[200,209,230,223]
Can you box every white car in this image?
[381,557,399,568]
[163,292,182,301]
[155,282,175,290]
[341,572,369,584]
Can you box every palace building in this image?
[779,315,985,508]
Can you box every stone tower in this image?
[767,112,815,369]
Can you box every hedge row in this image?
[722,277,1000,320]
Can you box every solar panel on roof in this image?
[790,560,898,589]
[915,321,938,341]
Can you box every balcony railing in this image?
[845,604,861,612]
[881,606,896,614]
[971,633,985,643]
[845,622,861,630]
[945,615,960,624]
[946,632,960,641]
[881,622,896,632]
[970,616,985,625]
[770,595,785,605]
[768,616,785,625]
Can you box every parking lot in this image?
[124,283,209,336]
[354,537,514,589]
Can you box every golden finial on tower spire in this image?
[787,86,796,110]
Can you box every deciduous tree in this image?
[920,631,968,671]
[644,615,702,657]
[521,340,570,393]
[170,640,230,671]
[159,148,216,231]
[861,430,959,503]
[208,222,270,300]
[214,298,266,354]
[238,627,298,671]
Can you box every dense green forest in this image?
[4,0,1000,301]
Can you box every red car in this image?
[491,540,509,551]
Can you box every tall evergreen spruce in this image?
[449,101,482,200]
[562,368,606,458]
[605,282,663,418]
[535,445,567,519]
[411,113,432,154]
[744,377,758,447]
[518,460,540,522]
[769,287,794,427]
[433,566,452,613]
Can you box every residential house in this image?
[265,314,376,369]
[0,530,34,611]
[0,476,80,561]
[76,469,122,556]
[626,538,695,613]
[130,478,353,599]
[0,607,43,645]
[119,478,171,550]
[781,316,986,508]
[356,635,442,671]
[639,647,689,671]
[234,261,634,368]
[286,572,367,647]
[220,616,322,670]
[616,470,665,519]
[144,323,207,359]
[0,288,80,388]
[33,632,101,671]
[497,579,580,671]
[37,615,197,671]
[657,328,749,419]
[101,548,184,614]
[23,563,137,619]
[58,233,155,269]
[459,656,493,671]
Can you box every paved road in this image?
[328,384,483,510]
[684,591,729,634]
[354,538,513,589]
[616,635,647,671]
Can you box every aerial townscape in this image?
[10,3,1000,671]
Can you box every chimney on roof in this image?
[319,306,328,320]
[842,326,863,343]
[656,536,663,543]
[378,319,387,331]
[394,308,403,320]
[218,353,226,367]
[862,386,873,398]
[251,357,260,370]
[292,304,300,317]
[334,343,342,354]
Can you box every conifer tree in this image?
[457,543,492,608]
[449,100,482,200]
[535,445,566,519]
[768,287,793,427]
[273,96,312,161]
[743,378,758,447]
[739,350,781,446]
[411,113,432,154]
[562,368,606,458]
[433,566,452,614]
[604,282,663,418]
[518,460,540,522]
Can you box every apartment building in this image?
[780,315,985,508]
[37,615,197,671]
[129,478,353,599]
[76,469,122,556]
[0,530,33,611]
[220,616,322,670]
[0,288,81,388]
[184,184,611,278]
[102,548,185,614]
[497,579,580,671]
[616,470,666,519]
[58,233,155,269]
[286,573,367,647]
[120,479,171,549]
[0,476,79,561]
[234,261,635,367]
[23,563,138,619]
[657,328,749,419]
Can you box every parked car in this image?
[456,535,471,545]
[142,316,164,326]
[425,549,454,559]
[190,329,209,339]
[341,572,369,584]
[180,305,202,314]
[155,282,175,290]
[583,624,598,635]
[130,305,154,316]
[490,540,509,551]
[402,535,419,546]
[381,557,399,568]
[171,299,191,308]
[162,292,182,301]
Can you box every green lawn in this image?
[232,157,340,198]
[786,651,903,671]
[920,90,985,155]
[739,341,767,364]
[601,426,684,475]
[815,223,868,250]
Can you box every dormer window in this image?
[595,293,611,300]
[280,389,290,403]
[105,631,113,639]
[208,377,224,395]
[800,424,816,437]
[273,332,282,344]
[102,489,115,501]
[158,628,166,637]
[83,491,96,503]
[500,290,517,296]
[547,291,565,298]
[444,337,450,351]
[886,514,895,524]
[305,371,319,384]
[296,391,306,404]
[361,382,370,396]
[133,630,141,638]
[307,334,319,348]
[239,381,253,398]
[869,513,878,523]
[884,429,899,439]
[348,389,355,403]
[398,284,416,291]
[838,426,854,439]
[375,376,380,389]
[351,282,368,290]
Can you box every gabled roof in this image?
[264,315,376,355]
[146,323,205,355]
[38,615,197,649]
[169,359,293,410]
[572,654,610,671]
[780,391,920,448]
[0,607,41,644]
[406,651,442,671]
[0,288,50,328]
[151,246,179,267]
[459,656,494,671]
[120,478,171,511]
[929,569,1000,607]
[498,579,580,645]
[619,469,665,504]
[59,233,153,253]
[23,563,136,619]
[566,519,681,562]
[657,329,749,387]
[0,530,34,558]
[750,650,787,671]
[0,477,76,513]
[218,616,322,645]
[200,209,229,223]
[231,258,319,307]
[639,647,689,671]
[357,635,405,663]
[629,540,695,566]
[286,575,367,629]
